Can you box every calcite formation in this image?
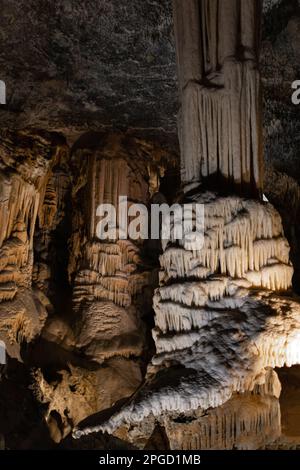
[74,193,300,448]
[0,130,67,359]
[1,0,300,452]
[173,0,263,195]
[163,387,282,450]
[73,0,300,450]
[70,134,168,363]
[0,128,173,446]
[28,134,171,440]
[32,358,142,443]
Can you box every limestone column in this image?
[173,0,263,197]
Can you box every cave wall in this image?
[0,0,300,451]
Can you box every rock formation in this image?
[0,0,300,452]
[0,129,67,360]
[74,192,300,448]
[29,133,171,442]
[0,128,172,446]
[73,0,300,450]
[173,0,263,196]
[69,134,168,364]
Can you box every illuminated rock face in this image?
[159,193,292,290]
[69,134,166,364]
[1,1,300,451]
[0,130,66,359]
[30,134,168,442]
[173,0,263,195]
[163,386,282,450]
[74,194,300,448]
[120,371,282,450]
[73,2,300,450]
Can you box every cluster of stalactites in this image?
[87,156,149,240]
[180,64,262,191]
[0,174,41,303]
[72,148,161,311]
[160,194,292,291]
[38,175,58,230]
[0,174,39,250]
[73,238,152,309]
[165,393,281,450]
[173,0,263,193]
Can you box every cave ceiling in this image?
[0,0,176,145]
[0,0,299,164]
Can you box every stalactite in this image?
[161,194,292,288]
[73,2,300,452]
[0,130,65,359]
[70,134,166,365]
[173,0,263,194]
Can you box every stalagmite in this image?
[19,133,175,443]
[56,137,166,373]
[73,1,300,450]
[70,135,164,363]
[0,130,66,359]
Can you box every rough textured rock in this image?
[25,133,175,443]
[0,0,299,175]
[74,193,300,447]
[173,0,263,194]
[69,133,170,363]
[163,388,282,450]
[0,0,300,452]
[264,166,300,294]
[72,1,300,450]
[262,0,300,179]
[0,129,174,447]
[32,358,142,443]
[0,129,66,359]
[0,0,176,144]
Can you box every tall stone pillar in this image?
[74,3,300,450]
[173,0,263,196]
